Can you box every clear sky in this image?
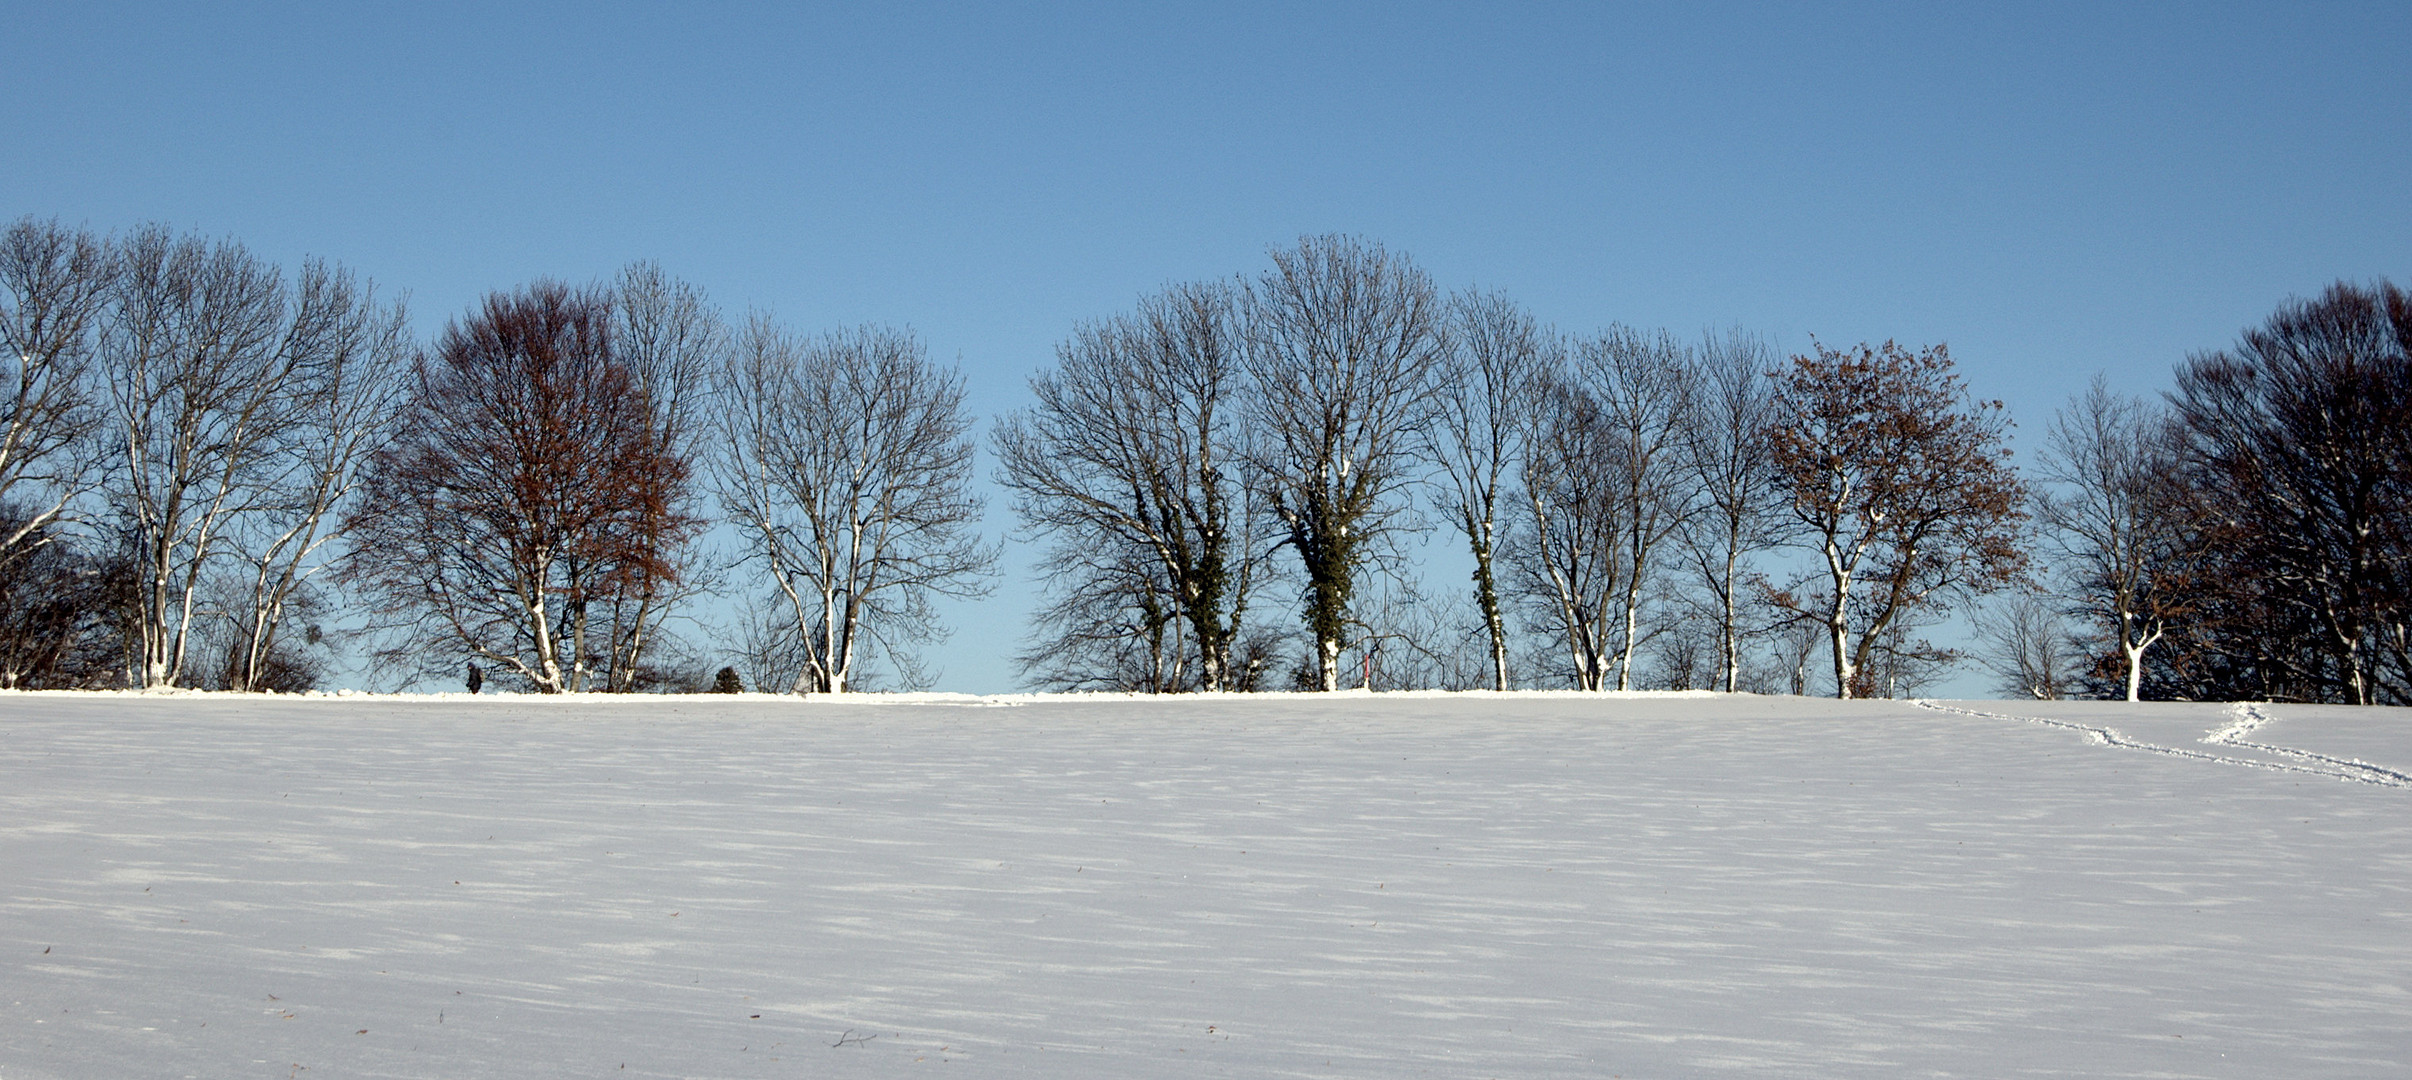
[8,2,2407,692]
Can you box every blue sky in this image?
[8,2,2407,692]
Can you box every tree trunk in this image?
[1617,586,1640,692]
[1828,613,1855,700]
[1719,547,1741,694]
[530,598,564,694]
[1468,518,1509,691]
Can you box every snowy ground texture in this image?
[3,691,2409,1079]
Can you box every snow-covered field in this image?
[3,691,2407,1079]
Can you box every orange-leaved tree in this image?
[347,282,697,693]
[1767,340,2026,698]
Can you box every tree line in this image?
[3,219,2406,702]
[996,237,2025,698]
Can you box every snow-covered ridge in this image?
[5,694,2408,1078]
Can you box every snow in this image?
[3,691,2408,1078]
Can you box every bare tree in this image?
[716,319,995,693]
[0,501,126,688]
[1766,340,2026,698]
[347,282,693,693]
[995,281,1265,691]
[1510,377,1627,690]
[101,227,320,688]
[1765,611,1825,696]
[1344,576,1490,691]
[1571,325,1694,690]
[219,262,411,691]
[1857,617,1960,699]
[1422,289,1553,690]
[1243,235,1444,691]
[599,261,726,691]
[728,592,807,700]
[1675,328,1781,693]
[1974,590,2081,700]
[1014,540,1192,692]
[0,218,113,566]
[2034,377,2200,701]
[1642,615,1714,691]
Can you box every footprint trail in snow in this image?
[1918,699,2412,788]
